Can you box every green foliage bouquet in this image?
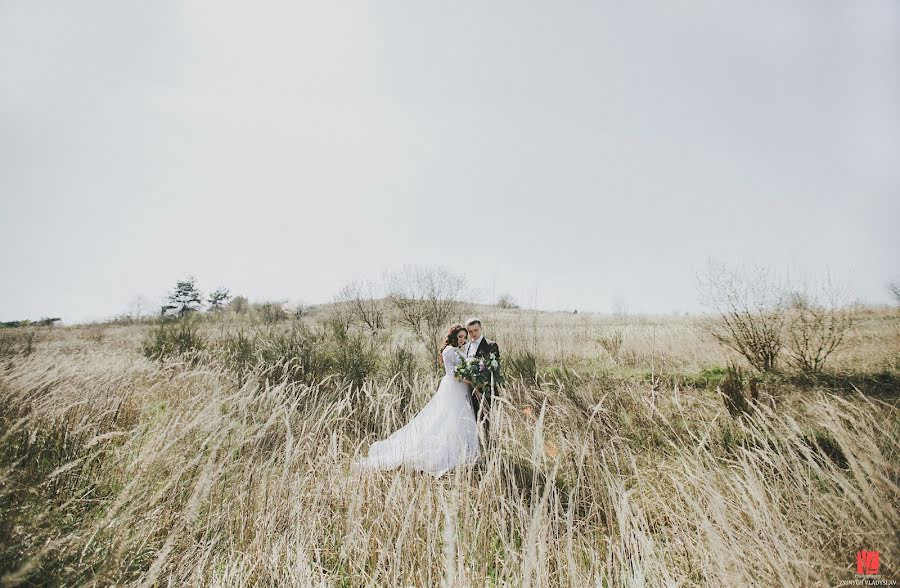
[455,352,505,390]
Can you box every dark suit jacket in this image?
[469,337,501,393]
[472,337,500,360]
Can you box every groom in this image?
[464,317,501,450]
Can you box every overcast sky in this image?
[1,1,898,324]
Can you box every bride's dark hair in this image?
[439,323,467,365]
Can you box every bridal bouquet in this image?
[455,352,505,390]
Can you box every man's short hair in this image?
[465,317,482,328]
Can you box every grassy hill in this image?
[1,304,897,585]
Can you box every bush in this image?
[254,326,330,388]
[689,366,728,389]
[383,344,419,403]
[141,317,207,363]
[207,287,231,313]
[85,328,105,343]
[718,363,754,420]
[542,364,582,387]
[497,294,520,309]
[336,282,385,333]
[783,289,855,375]
[219,317,384,393]
[0,330,35,357]
[227,295,249,314]
[698,263,786,373]
[222,329,255,388]
[255,302,290,325]
[386,265,470,369]
[504,349,539,387]
[328,329,380,392]
[598,329,624,362]
[801,428,849,469]
[291,302,308,320]
[699,262,859,376]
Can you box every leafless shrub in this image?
[336,281,385,334]
[783,279,855,375]
[292,301,308,320]
[698,262,787,373]
[699,262,858,376]
[612,298,630,326]
[325,302,354,333]
[387,265,468,368]
[125,294,151,320]
[227,295,249,315]
[497,294,520,309]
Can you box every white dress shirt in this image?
[466,336,483,358]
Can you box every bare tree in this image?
[496,294,520,309]
[612,297,630,326]
[292,300,308,320]
[387,265,468,367]
[325,300,354,333]
[126,295,151,320]
[697,262,787,373]
[783,278,855,374]
[336,281,385,333]
[890,280,900,304]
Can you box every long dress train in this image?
[352,345,479,477]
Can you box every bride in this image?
[352,324,480,477]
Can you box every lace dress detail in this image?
[443,345,462,377]
[352,345,479,476]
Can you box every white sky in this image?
[1,0,898,324]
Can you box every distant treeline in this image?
[1,318,61,328]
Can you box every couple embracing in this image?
[352,318,501,477]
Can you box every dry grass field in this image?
[1,304,898,586]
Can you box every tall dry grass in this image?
[0,307,898,586]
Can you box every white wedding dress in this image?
[352,345,480,477]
